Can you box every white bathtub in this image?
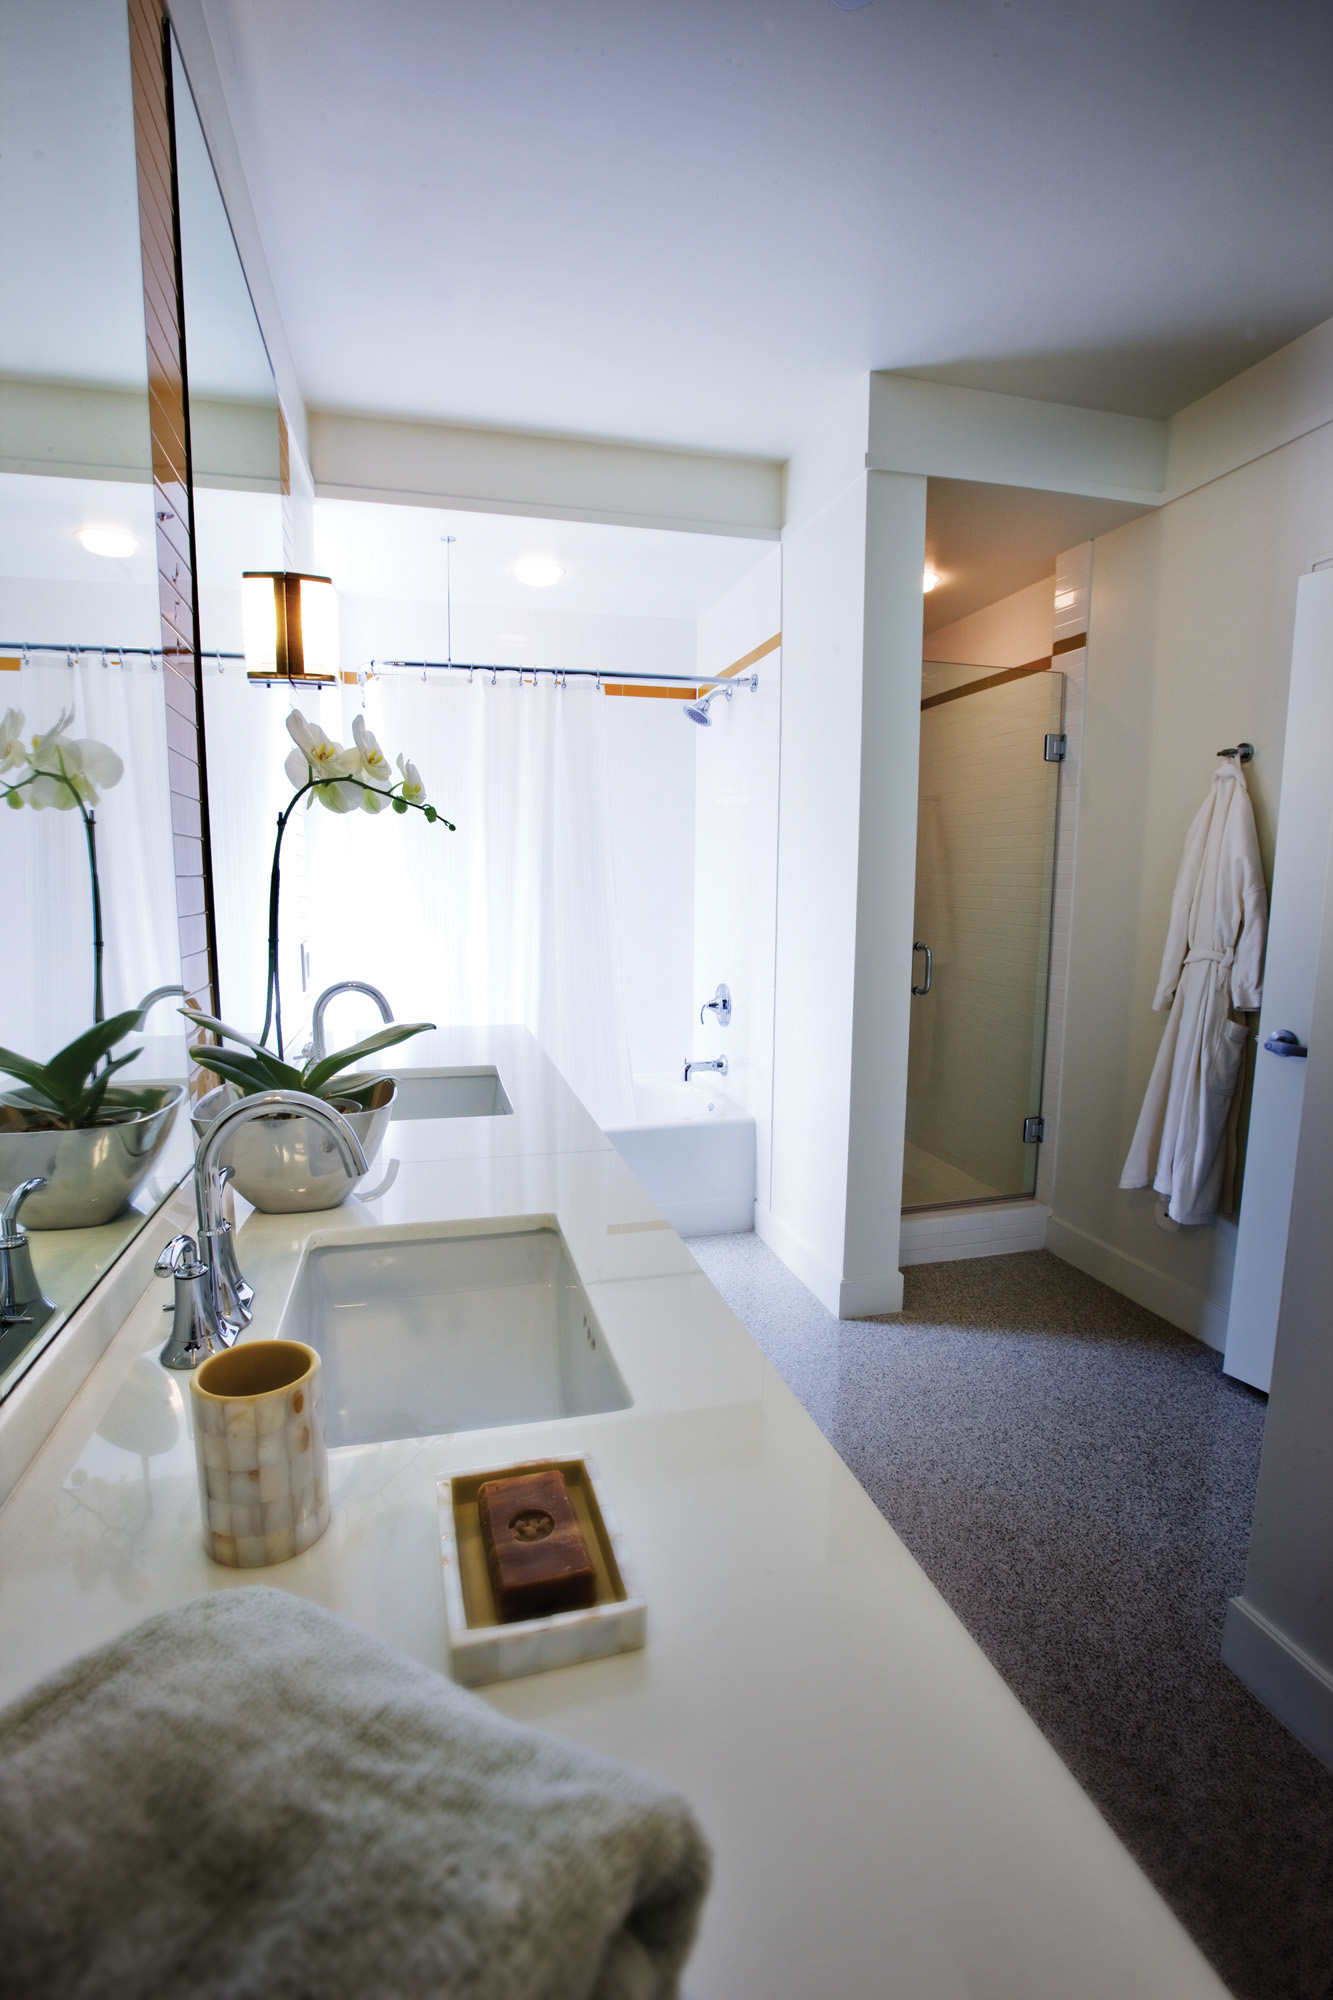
[604,1076,756,1237]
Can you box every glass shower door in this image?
[903,665,1063,1210]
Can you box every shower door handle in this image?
[912,942,932,996]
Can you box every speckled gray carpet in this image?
[686,1235,1333,2000]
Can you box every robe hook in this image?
[1217,742,1254,764]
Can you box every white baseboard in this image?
[1222,1595,1333,1773]
[1045,1214,1226,1350]
[754,1204,904,1319]
[838,1269,906,1316]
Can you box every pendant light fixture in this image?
[243,571,339,686]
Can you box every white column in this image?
[760,381,925,1315]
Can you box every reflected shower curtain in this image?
[0,658,180,1059]
[302,674,635,1128]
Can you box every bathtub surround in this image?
[604,1080,756,1237]
[688,1232,1333,2000]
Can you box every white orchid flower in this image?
[283,708,361,811]
[351,715,393,812]
[396,752,426,806]
[71,736,124,793]
[0,708,26,774]
[20,710,124,809]
[352,714,393,784]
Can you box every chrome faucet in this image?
[0,1179,55,1337]
[309,981,393,1060]
[157,1090,368,1369]
[684,1056,728,1083]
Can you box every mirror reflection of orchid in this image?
[1,707,124,1022]
[219,709,453,1063]
[0,708,174,1131]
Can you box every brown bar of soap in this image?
[477,1467,598,1624]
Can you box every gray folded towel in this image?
[0,1588,710,1999]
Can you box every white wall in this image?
[1049,408,1333,1345]
[692,547,782,1194]
[763,407,926,1314]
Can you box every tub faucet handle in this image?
[700,983,732,1029]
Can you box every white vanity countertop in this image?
[0,1026,1229,1999]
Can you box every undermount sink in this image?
[278,1220,630,1447]
[387,1066,513,1121]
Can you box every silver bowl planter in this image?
[0,1085,186,1229]
[190,1075,394,1214]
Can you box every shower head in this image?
[683,685,733,726]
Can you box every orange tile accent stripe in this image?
[601,631,781,702]
[604,683,700,701]
[717,631,780,678]
[0,656,20,672]
[921,656,1053,712]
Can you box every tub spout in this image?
[684,1057,727,1083]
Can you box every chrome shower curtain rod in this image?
[3,643,758,694]
[363,658,755,689]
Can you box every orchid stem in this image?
[83,806,104,1026]
[259,767,453,1059]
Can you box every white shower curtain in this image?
[297,673,635,1128]
[0,659,180,1061]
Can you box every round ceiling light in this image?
[77,525,138,560]
[513,557,565,589]
[922,567,942,593]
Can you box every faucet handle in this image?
[1,1178,47,1244]
[156,1233,200,1279]
[700,983,732,1028]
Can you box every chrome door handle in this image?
[912,942,932,996]
[1263,1029,1308,1058]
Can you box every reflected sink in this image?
[279,1220,630,1447]
[387,1067,512,1121]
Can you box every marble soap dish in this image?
[438,1455,646,1687]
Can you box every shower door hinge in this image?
[1023,1116,1045,1144]
[1044,733,1067,763]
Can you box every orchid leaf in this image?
[179,1008,275,1059]
[301,1021,436,1097]
[189,1044,304,1097]
[42,1011,145,1102]
[0,1047,60,1103]
[80,1051,143,1124]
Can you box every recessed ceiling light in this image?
[922,567,942,593]
[77,525,138,560]
[513,557,564,589]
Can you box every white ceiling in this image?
[202,0,1333,459]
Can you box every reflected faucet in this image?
[309,981,393,1060]
[0,1179,55,1338]
[684,1056,728,1083]
[157,1091,368,1369]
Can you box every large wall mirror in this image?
[168,30,300,1045]
[0,0,194,1395]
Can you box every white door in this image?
[1223,567,1333,1392]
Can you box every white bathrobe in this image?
[1120,760,1267,1225]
